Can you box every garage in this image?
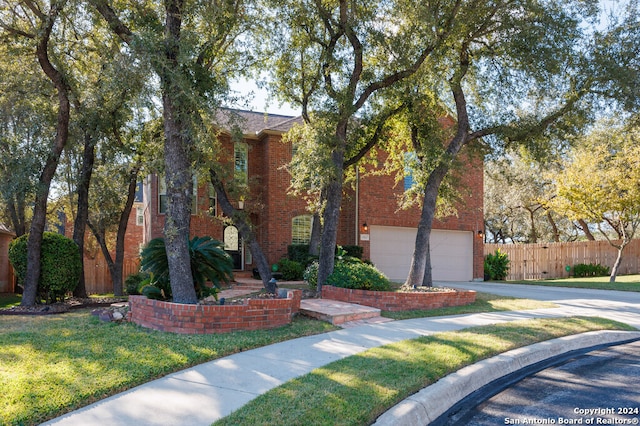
[369,225,473,282]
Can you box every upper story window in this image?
[158,175,198,214]
[292,215,312,245]
[134,181,144,203]
[404,152,417,191]
[234,142,248,185]
[136,207,144,226]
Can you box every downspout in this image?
[355,165,359,245]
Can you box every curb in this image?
[373,330,640,426]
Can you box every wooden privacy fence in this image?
[484,239,640,281]
[84,258,140,294]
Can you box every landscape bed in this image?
[321,285,476,311]
[129,290,302,334]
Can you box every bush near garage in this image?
[484,249,510,281]
[304,259,391,291]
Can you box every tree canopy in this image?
[0,0,638,301]
[548,122,640,281]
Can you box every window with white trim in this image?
[158,175,198,214]
[292,215,312,245]
[234,142,248,185]
[136,207,144,226]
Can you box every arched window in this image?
[292,215,312,245]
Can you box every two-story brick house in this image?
[140,109,484,282]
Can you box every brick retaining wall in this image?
[321,285,476,312]
[129,290,302,334]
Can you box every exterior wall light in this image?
[362,222,369,233]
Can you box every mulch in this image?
[0,297,128,316]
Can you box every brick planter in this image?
[129,290,302,334]
[321,285,476,312]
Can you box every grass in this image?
[507,274,640,292]
[0,293,21,308]
[382,291,556,320]
[0,284,621,425]
[214,316,635,426]
[0,309,337,426]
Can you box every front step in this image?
[300,299,383,325]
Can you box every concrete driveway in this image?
[443,281,640,329]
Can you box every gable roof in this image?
[216,108,303,138]
[0,224,14,236]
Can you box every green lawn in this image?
[0,283,626,426]
[214,317,634,426]
[506,274,640,292]
[0,310,337,426]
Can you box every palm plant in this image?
[140,236,234,300]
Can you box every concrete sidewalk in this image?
[42,301,638,426]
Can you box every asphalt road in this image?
[433,282,640,426]
[451,340,640,425]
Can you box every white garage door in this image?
[370,226,473,282]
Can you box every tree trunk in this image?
[88,221,116,289]
[527,208,538,243]
[113,166,140,296]
[546,211,560,243]
[210,168,273,287]
[405,167,448,287]
[160,0,197,304]
[316,129,346,292]
[610,247,623,283]
[22,6,71,306]
[6,197,26,237]
[609,239,629,283]
[308,188,325,257]
[90,0,196,302]
[406,68,470,288]
[577,219,596,241]
[308,211,322,257]
[72,132,95,298]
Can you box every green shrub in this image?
[124,272,150,295]
[573,263,610,277]
[304,261,319,289]
[287,244,314,265]
[8,232,81,303]
[484,249,510,281]
[304,261,391,291]
[340,245,363,260]
[277,258,304,281]
[287,244,363,266]
[140,236,233,300]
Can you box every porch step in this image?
[300,298,387,326]
[233,270,255,279]
[232,277,264,288]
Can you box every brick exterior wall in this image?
[129,290,302,334]
[321,285,476,312]
[357,143,485,280]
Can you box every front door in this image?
[224,225,242,270]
